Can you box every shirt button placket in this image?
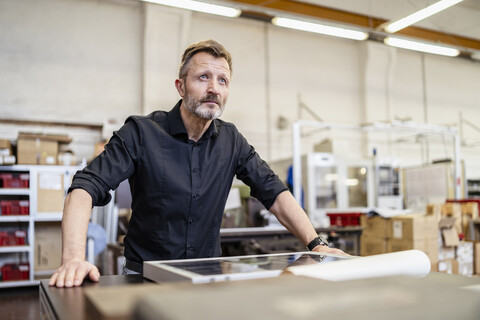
[187,142,200,258]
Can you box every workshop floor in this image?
[0,285,39,320]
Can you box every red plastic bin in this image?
[1,263,30,281]
[0,200,30,215]
[327,212,363,227]
[0,173,29,188]
[0,230,27,246]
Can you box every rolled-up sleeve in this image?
[235,135,287,210]
[68,117,143,206]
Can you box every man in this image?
[49,39,345,288]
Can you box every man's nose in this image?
[207,79,220,94]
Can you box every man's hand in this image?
[312,244,349,256]
[49,258,100,288]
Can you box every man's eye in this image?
[219,78,226,85]
[199,75,207,80]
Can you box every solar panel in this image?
[143,251,349,284]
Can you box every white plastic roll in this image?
[285,250,431,281]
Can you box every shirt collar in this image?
[168,99,219,140]
[168,100,187,136]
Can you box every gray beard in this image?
[184,95,224,120]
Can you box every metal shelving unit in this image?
[0,165,81,288]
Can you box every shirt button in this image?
[189,219,193,224]
[192,168,197,173]
[193,194,198,199]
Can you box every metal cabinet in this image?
[305,153,375,227]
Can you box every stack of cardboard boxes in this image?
[361,201,480,275]
[361,214,438,263]
[1,133,74,166]
[428,202,479,275]
[16,132,72,165]
[0,139,15,165]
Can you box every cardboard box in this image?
[17,132,72,165]
[437,259,459,274]
[462,202,479,239]
[474,242,480,275]
[462,202,479,217]
[456,241,474,276]
[360,234,388,256]
[0,139,12,156]
[17,138,57,165]
[439,217,460,247]
[0,155,16,165]
[360,215,389,238]
[388,238,438,264]
[58,151,76,166]
[0,139,11,149]
[457,241,474,262]
[441,203,462,234]
[34,222,62,271]
[438,246,456,260]
[388,214,437,241]
[37,171,65,213]
[426,203,442,223]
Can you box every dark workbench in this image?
[39,275,148,320]
[40,272,480,320]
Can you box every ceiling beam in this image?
[226,0,480,52]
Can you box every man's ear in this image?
[175,78,185,97]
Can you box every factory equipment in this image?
[376,164,403,209]
[292,120,462,221]
[305,153,374,227]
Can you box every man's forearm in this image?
[61,189,93,262]
[268,190,318,246]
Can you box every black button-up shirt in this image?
[69,100,287,263]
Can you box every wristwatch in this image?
[307,235,329,251]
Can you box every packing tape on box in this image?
[285,250,431,281]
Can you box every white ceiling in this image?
[295,0,480,40]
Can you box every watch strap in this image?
[307,236,328,251]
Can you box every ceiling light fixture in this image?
[384,37,460,57]
[272,17,368,41]
[384,0,464,33]
[141,0,241,18]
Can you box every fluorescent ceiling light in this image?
[384,0,464,33]
[272,17,368,41]
[384,37,460,57]
[141,0,241,18]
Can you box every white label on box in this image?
[393,220,403,239]
[438,261,447,272]
[3,155,15,164]
[39,172,62,190]
[15,230,26,237]
[45,156,55,164]
[19,265,29,272]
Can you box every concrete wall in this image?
[1,0,479,177]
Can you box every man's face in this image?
[177,51,231,120]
